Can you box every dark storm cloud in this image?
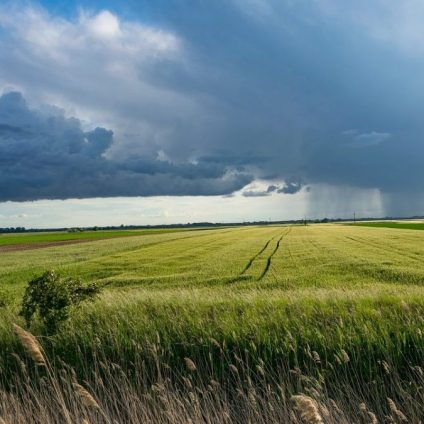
[267,185,278,193]
[277,182,302,195]
[1,1,424,212]
[132,0,424,212]
[242,181,303,197]
[0,92,252,201]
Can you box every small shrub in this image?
[20,270,100,333]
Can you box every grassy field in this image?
[1,224,424,422]
[351,220,424,230]
[0,227,191,247]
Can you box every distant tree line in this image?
[0,227,27,233]
[1,215,424,234]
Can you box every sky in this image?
[0,0,423,228]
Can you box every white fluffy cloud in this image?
[0,5,197,159]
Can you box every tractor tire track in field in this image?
[258,228,291,280]
[239,234,278,275]
[226,229,285,284]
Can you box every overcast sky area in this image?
[1,0,423,228]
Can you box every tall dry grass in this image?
[1,325,424,423]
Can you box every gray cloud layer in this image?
[1,2,424,214]
[0,92,251,201]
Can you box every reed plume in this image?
[340,349,350,364]
[13,324,46,366]
[359,402,378,424]
[184,357,197,372]
[312,351,321,364]
[387,398,408,422]
[73,383,100,409]
[291,394,323,424]
[229,364,239,374]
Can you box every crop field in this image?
[352,220,424,231]
[1,224,424,422]
[0,227,191,250]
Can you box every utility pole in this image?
[354,211,356,224]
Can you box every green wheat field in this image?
[1,223,424,422]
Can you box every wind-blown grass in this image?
[1,224,424,421]
[2,317,424,423]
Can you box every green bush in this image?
[20,270,100,333]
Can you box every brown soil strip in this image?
[0,227,232,254]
